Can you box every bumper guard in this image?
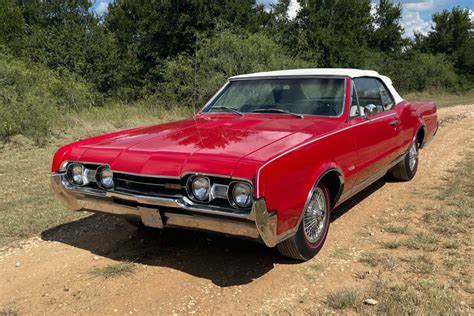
[50,174,278,247]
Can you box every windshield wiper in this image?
[209,106,243,116]
[252,108,304,118]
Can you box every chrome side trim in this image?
[336,153,405,206]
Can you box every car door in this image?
[350,77,402,189]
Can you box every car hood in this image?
[66,114,338,178]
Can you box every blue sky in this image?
[92,0,474,38]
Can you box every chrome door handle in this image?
[389,120,399,126]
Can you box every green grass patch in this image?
[407,255,435,274]
[90,262,136,279]
[366,278,465,315]
[404,233,439,251]
[443,239,462,249]
[326,288,359,310]
[384,225,410,235]
[383,240,402,249]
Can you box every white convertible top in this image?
[230,68,404,104]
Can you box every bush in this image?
[155,31,314,106]
[0,54,96,143]
[367,52,458,93]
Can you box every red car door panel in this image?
[350,77,402,189]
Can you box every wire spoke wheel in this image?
[303,187,327,243]
[408,141,418,171]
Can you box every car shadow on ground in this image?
[41,178,387,287]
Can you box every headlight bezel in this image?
[66,163,88,186]
[228,181,254,209]
[97,166,114,190]
[187,175,211,202]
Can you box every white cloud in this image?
[94,1,109,15]
[287,0,301,20]
[401,10,433,38]
[403,1,435,12]
[468,9,474,23]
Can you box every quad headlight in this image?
[67,163,88,186]
[98,167,114,189]
[230,182,253,208]
[190,176,210,201]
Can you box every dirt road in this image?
[1,105,473,315]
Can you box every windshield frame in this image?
[199,75,349,119]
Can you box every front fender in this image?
[256,142,345,236]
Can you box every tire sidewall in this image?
[405,140,419,180]
[293,183,331,260]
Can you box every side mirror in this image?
[364,104,377,119]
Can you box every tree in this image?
[415,7,473,77]
[105,0,270,97]
[0,0,25,50]
[370,0,406,53]
[13,0,120,94]
[296,0,373,67]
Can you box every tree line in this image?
[0,0,473,141]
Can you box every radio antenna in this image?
[193,34,198,115]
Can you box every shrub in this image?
[155,31,314,107]
[367,52,458,93]
[0,54,96,143]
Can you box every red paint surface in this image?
[52,78,438,236]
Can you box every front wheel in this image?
[391,139,419,181]
[277,183,331,261]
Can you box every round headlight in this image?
[231,182,253,208]
[99,167,114,189]
[68,164,85,185]
[191,176,210,201]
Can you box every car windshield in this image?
[204,78,346,117]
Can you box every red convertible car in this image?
[51,69,438,260]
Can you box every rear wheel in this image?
[277,183,331,261]
[391,139,419,181]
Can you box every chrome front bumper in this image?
[50,174,278,247]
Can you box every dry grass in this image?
[359,252,399,271]
[406,255,435,274]
[404,90,474,108]
[0,103,191,247]
[90,262,136,278]
[383,224,410,235]
[0,308,17,316]
[365,278,465,315]
[382,240,402,249]
[326,289,359,310]
[335,150,474,314]
[404,233,439,251]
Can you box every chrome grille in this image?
[113,173,186,198]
